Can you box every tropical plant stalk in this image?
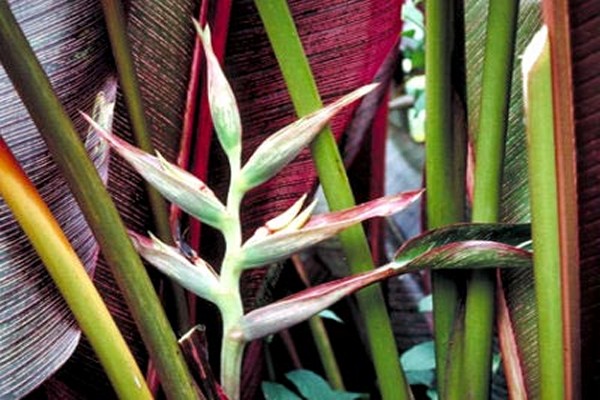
[292,255,345,390]
[463,1,519,398]
[0,4,199,399]
[100,0,190,332]
[254,1,412,399]
[424,0,466,393]
[0,138,152,400]
[522,26,565,400]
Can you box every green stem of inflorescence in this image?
[218,172,248,400]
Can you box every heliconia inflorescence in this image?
[83,20,533,400]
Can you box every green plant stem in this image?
[100,0,190,333]
[464,1,518,398]
[523,28,565,400]
[293,255,345,390]
[0,139,152,400]
[254,1,411,399]
[308,316,345,390]
[424,0,465,394]
[219,182,246,400]
[0,4,198,399]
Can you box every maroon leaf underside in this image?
[0,1,114,398]
[570,0,600,395]
[31,1,201,399]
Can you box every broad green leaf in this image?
[262,382,302,400]
[241,190,423,269]
[400,341,436,387]
[84,114,229,230]
[286,370,366,400]
[418,295,433,313]
[401,340,436,372]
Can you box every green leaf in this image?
[286,370,366,400]
[418,295,433,313]
[237,238,531,341]
[400,341,436,387]
[262,381,303,400]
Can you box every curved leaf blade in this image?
[0,84,113,398]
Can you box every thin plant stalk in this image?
[522,26,565,400]
[464,1,519,398]
[0,138,152,400]
[100,0,190,332]
[0,4,199,399]
[254,1,411,398]
[425,0,465,393]
[292,255,345,390]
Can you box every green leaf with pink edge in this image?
[83,114,228,230]
[236,235,531,341]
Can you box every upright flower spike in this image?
[193,21,242,165]
[83,114,229,230]
[238,84,378,191]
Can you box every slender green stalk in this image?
[100,0,190,332]
[218,182,247,400]
[0,139,152,400]
[464,2,518,398]
[308,316,345,390]
[425,0,465,394]
[0,4,198,399]
[523,27,564,400]
[254,1,411,399]
[293,255,344,390]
